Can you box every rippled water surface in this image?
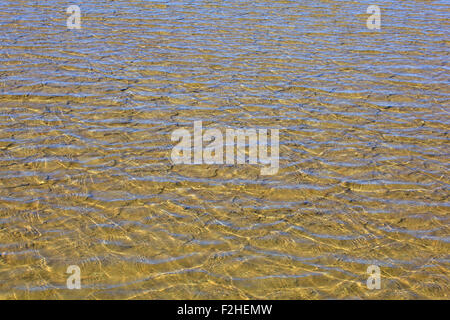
[0,0,449,299]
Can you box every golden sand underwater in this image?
[0,1,448,299]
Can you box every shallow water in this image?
[0,0,449,299]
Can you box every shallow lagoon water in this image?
[0,0,449,299]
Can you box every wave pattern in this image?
[0,0,449,299]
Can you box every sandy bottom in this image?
[0,1,448,299]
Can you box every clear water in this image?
[0,0,448,299]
